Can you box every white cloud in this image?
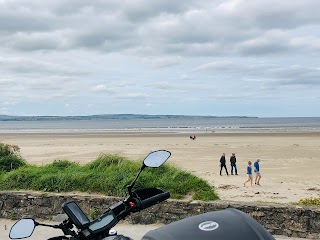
[91,85,115,93]
[179,74,191,80]
[142,56,183,68]
[194,61,320,87]
[121,93,149,99]
[147,81,171,90]
[0,57,88,76]
[116,81,136,87]
[0,78,16,86]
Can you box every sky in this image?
[0,0,320,117]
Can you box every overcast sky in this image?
[0,0,320,117]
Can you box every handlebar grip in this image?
[140,192,170,209]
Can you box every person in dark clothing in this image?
[190,135,196,140]
[254,158,261,185]
[230,153,238,175]
[220,153,229,176]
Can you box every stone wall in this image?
[1,191,319,239]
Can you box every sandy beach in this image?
[1,131,320,203]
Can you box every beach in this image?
[1,131,320,203]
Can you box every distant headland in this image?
[0,114,257,121]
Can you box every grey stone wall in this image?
[1,191,319,239]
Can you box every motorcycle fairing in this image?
[142,208,275,240]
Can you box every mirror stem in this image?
[35,222,60,229]
[127,164,146,196]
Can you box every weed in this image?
[294,197,320,206]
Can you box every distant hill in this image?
[0,114,257,121]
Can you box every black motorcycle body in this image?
[142,208,274,240]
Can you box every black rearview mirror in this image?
[10,218,36,239]
[143,150,171,168]
[127,150,171,196]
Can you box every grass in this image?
[0,147,219,201]
[293,197,320,206]
[0,143,26,172]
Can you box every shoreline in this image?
[2,131,320,136]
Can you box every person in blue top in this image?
[254,159,261,186]
[243,161,253,187]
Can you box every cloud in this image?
[91,81,136,93]
[194,61,237,72]
[0,5,53,32]
[194,61,320,87]
[290,35,320,53]
[1,0,320,116]
[142,56,183,68]
[147,81,171,89]
[236,31,291,55]
[91,84,115,93]
[216,0,320,31]
[118,93,149,100]
[116,81,136,87]
[1,0,320,57]
[0,57,88,76]
[0,78,16,86]
[3,32,67,51]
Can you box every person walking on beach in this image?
[254,159,261,185]
[230,153,238,175]
[244,161,253,187]
[220,153,229,176]
[190,135,196,140]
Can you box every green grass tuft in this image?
[0,142,26,172]
[0,148,219,201]
[293,197,320,206]
[49,159,80,169]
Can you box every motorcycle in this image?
[9,150,275,240]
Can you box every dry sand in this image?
[1,132,320,203]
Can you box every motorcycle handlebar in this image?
[140,192,170,210]
[116,191,170,221]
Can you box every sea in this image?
[0,117,320,133]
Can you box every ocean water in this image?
[0,117,320,133]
